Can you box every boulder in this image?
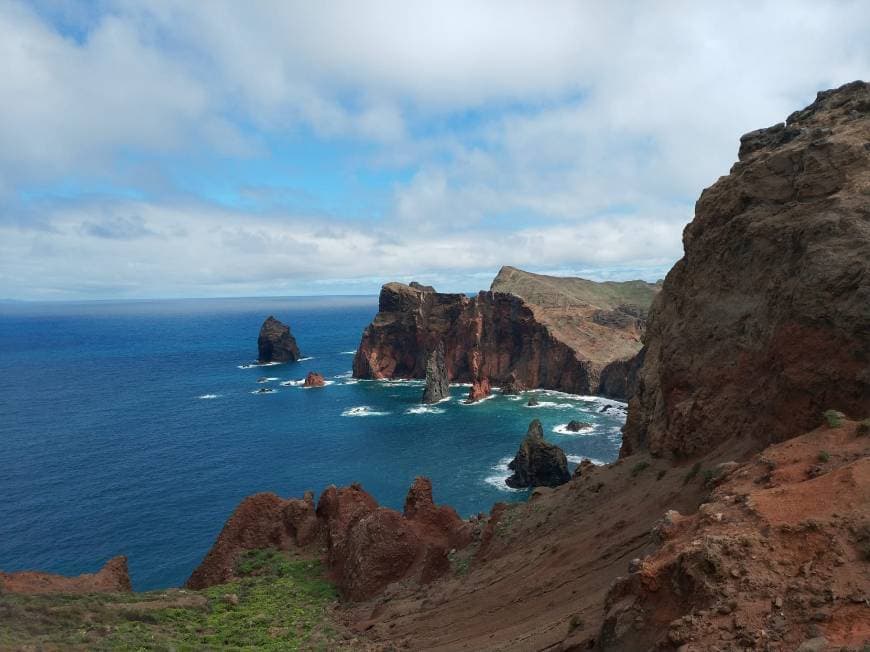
[566,420,592,432]
[527,397,540,407]
[303,371,326,388]
[421,342,450,404]
[257,316,300,363]
[467,377,491,403]
[506,420,571,488]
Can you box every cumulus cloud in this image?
[1,1,869,298]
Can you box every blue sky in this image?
[1,1,868,300]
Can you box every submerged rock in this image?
[500,372,525,395]
[566,420,592,432]
[527,397,540,407]
[505,420,570,488]
[421,342,450,404]
[303,372,325,388]
[257,316,300,363]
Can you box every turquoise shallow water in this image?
[0,296,625,590]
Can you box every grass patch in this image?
[683,462,702,485]
[630,461,650,477]
[0,549,339,651]
[823,409,843,428]
[817,450,831,463]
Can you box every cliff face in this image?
[623,81,870,458]
[352,270,659,398]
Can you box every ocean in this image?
[0,296,626,590]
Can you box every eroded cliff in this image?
[623,80,870,459]
[352,269,659,399]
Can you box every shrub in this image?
[631,461,650,477]
[818,450,831,463]
[569,615,585,631]
[683,462,702,485]
[857,419,870,436]
[823,409,843,428]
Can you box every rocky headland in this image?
[352,268,659,400]
[257,315,301,363]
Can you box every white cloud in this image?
[1,1,869,297]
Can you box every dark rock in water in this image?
[501,372,525,395]
[257,316,300,363]
[255,387,275,394]
[527,397,540,407]
[303,371,326,388]
[566,420,592,432]
[505,420,570,488]
[256,376,270,383]
[421,342,450,404]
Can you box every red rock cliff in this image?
[353,269,659,398]
[623,81,870,459]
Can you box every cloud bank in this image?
[1,1,868,298]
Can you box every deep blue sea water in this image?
[0,296,626,590]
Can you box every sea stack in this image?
[257,316,301,363]
[505,420,570,488]
[303,372,326,388]
[421,342,450,404]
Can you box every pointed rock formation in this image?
[257,316,300,363]
[505,419,570,488]
[421,342,449,404]
[500,372,525,395]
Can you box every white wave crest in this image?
[250,388,277,394]
[256,377,278,383]
[341,405,391,417]
[197,394,220,399]
[566,454,606,466]
[484,456,523,492]
[406,405,445,415]
[460,393,497,406]
[525,401,575,409]
[552,423,597,435]
[237,361,281,369]
[280,379,305,386]
[297,356,314,362]
[339,350,357,355]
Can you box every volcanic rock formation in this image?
[303,371,326,387]
[187,478,471,601]
[505,419,571,488]
[421,342,449,404]
[257,316,300,363]
[353,271,659,399]
[1,556,132,594]
[623,80,870,459]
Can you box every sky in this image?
[1,1,868,300]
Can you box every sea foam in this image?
[483,456,523,492]
[341,406,391,417]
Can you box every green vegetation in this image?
[448,549,472,576]
[823,409,843,428]
[0,549,340,651]
[857,419,870,436]
[630,461,650,477]
[568,614,585,631]
[683,462,702,485]
[817,450,831,463]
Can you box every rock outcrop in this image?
[565,420,592,432]
[303,371,325,387]
[352,271,659,399]
[500,372,525,395]
[505,420,571,488]
[1,556,131,594]
[257,316,301,363]
[187,478,471,601]
[623,81,870,459]
[421,342,449,404]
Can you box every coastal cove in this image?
[0,296,625,591]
